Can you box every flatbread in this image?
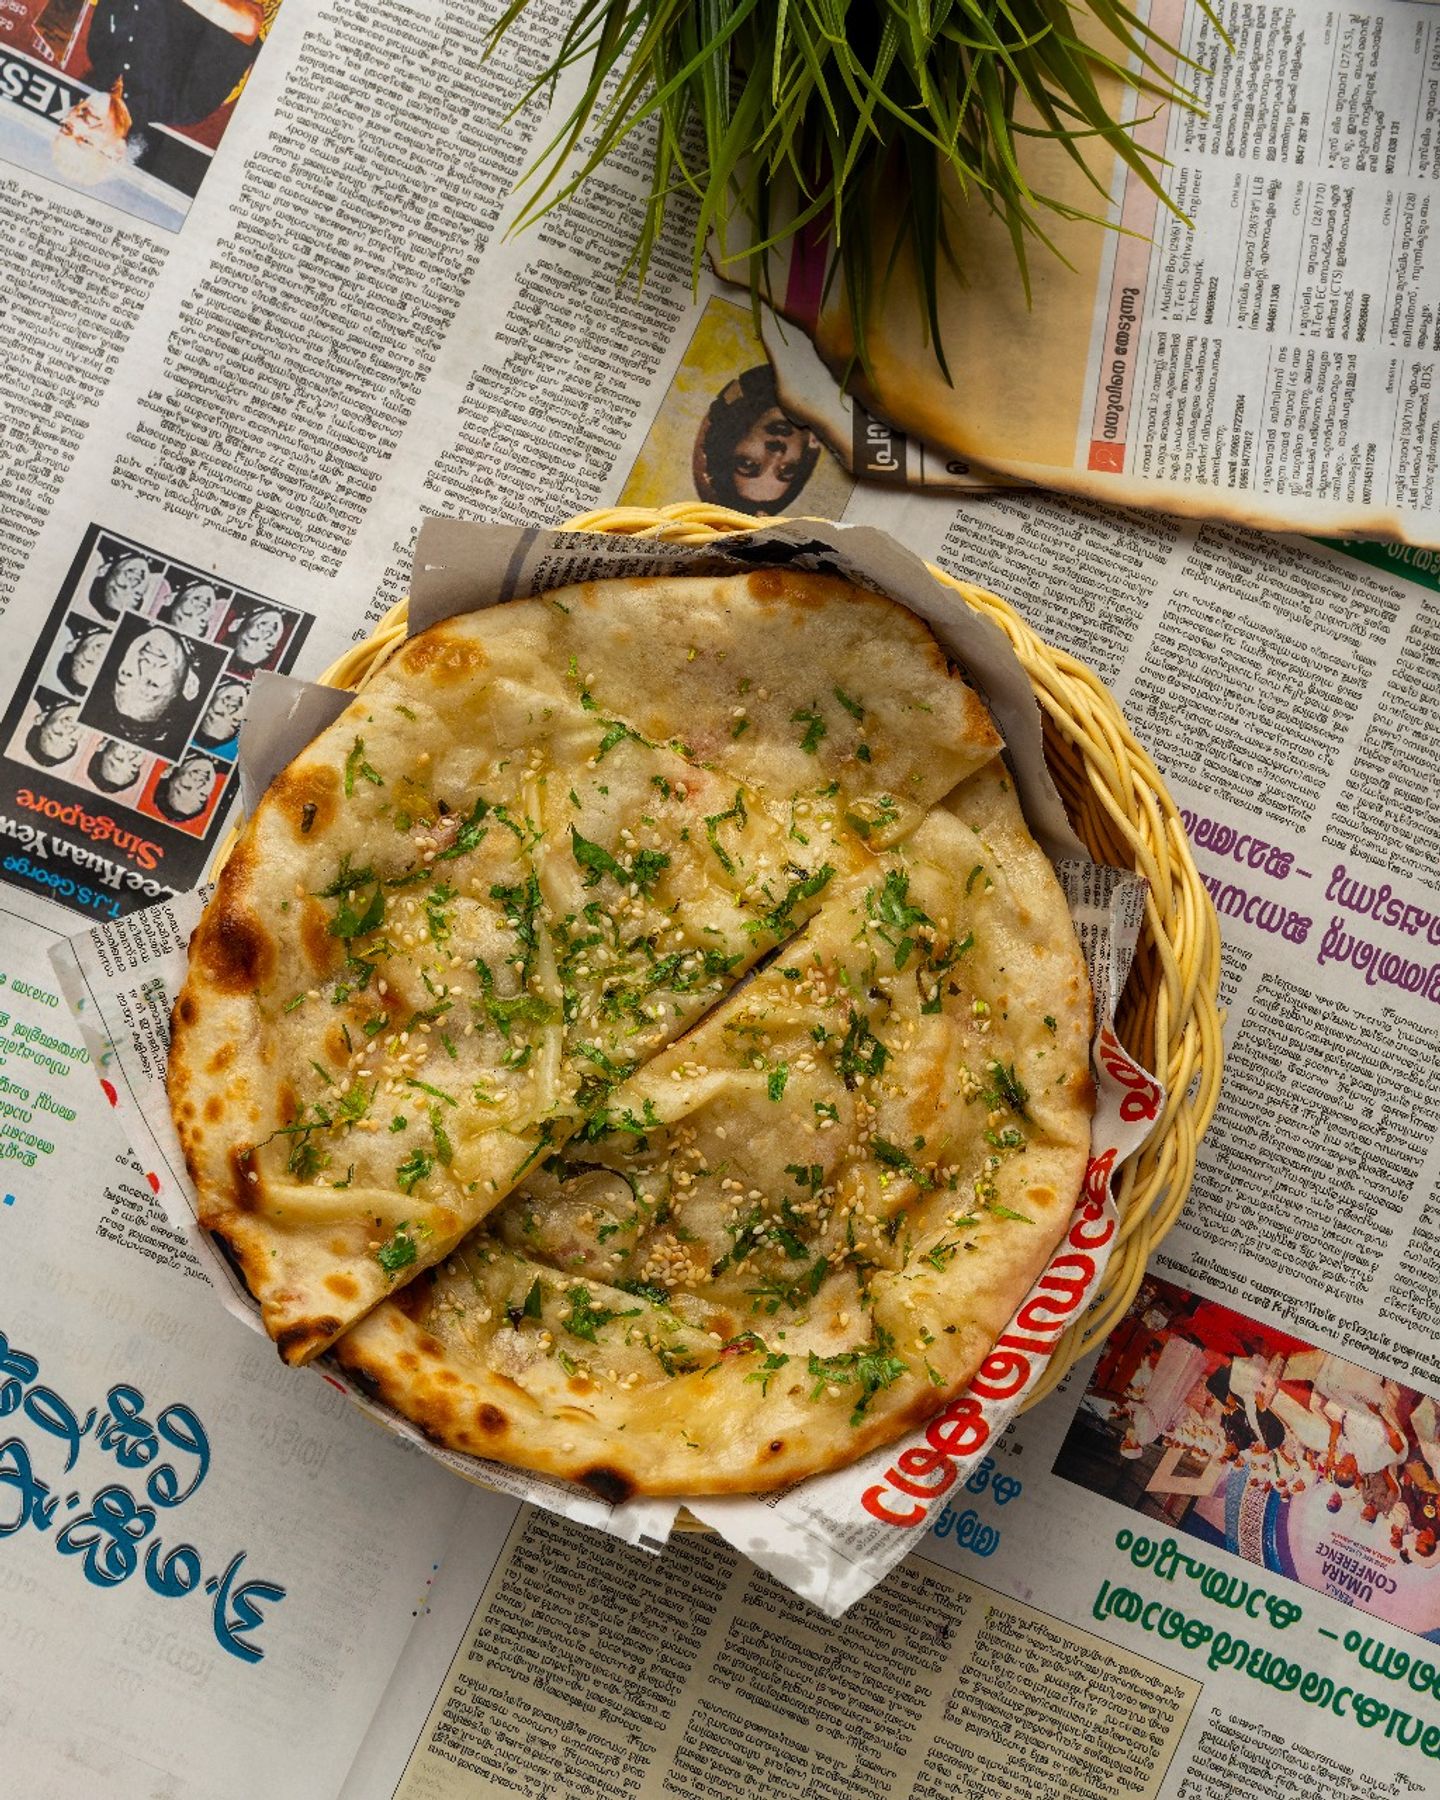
[169,571,1002,1364]
[333,759,1094,1496]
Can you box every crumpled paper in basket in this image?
[53,516,1165,1612]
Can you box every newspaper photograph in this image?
[0,524,310,920]
[0,0,282,227]
[618,294,854,520]
[1058,1274,1440,1638]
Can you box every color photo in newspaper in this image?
[0,523,310,920]
[0,0,284,229]
[1055,1273,1440,1642]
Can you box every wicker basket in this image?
[231,503,1222,1464]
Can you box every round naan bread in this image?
[168,571,1006,1367]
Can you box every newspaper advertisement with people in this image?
[0,0,1438,1793]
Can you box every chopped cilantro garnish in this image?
[966,863,986,894]
[767,1064,789,1102]
[561,1285,640,1343]
[580,1098,661,1143]
[872,1136,932,1188]
[570,827,670,895]
[287,1136,325,1180]
[703,789,747,875]
[836,1008,888,1087]
[1044,1014,1057,1032]
[436,794,490,861]
[430,1106,453,1166]
[406,1077,455,1106]
[570,826,625,887]
[745,1351,791,1395]
[870,868,931,933]
[396,1149,433,1194]
[328,885,385,940]
[509,1125,556,1183]
[490,873,543,984]
[814,1100,839,1122]
[569,658,599,714]
[833,686,865,721]
[597,718,649,759]
[712,1207,764,1275]
[574,1041,628,1080]
[985,1060,1031,1118]
[866,869,933,969]
[425,882,456,943]
[745,863,835,937]
[731,717,751,738]
[630,848,670,893]
[486,993,556,1036]
[344,737,382,796]
[389,1115,407,1132]
[806,1326,908,1425]
[316,853,376,897]
[376,1224,422,1273]
[792,704,827,753]
[335,1083,374,1124]
[618,1279,671,1307]
[771,1220,808,1260]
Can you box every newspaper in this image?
[1,0,1439,1790]
[751,0,1440,549]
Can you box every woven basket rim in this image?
[214,503,1223,1523]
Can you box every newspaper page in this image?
[3,0,1440,1790]
[755,0,1440,548]
[0,903,482,1795]
[336,487,1440,1799]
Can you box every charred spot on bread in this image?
[275,1317,343,1365]
[578,1465,633,1505]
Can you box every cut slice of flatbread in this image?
[545,568,1000,846]
[169,573,1002,1365]
[333,760,1093,1496]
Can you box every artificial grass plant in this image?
[488,0,1222,379]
